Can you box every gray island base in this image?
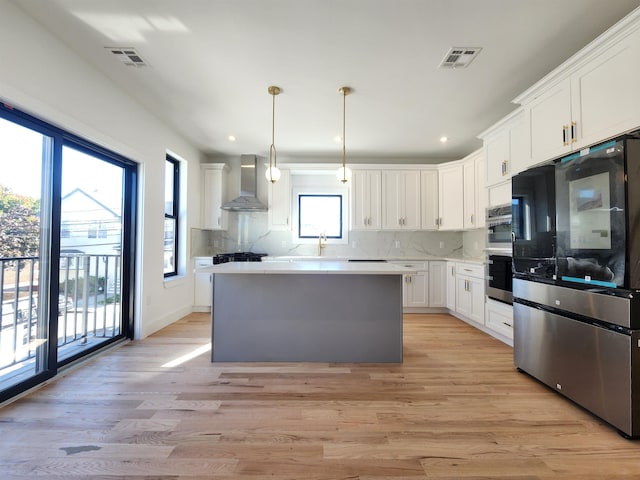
[208,261,408,363]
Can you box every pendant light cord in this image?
[342,89,346,180]
[270,89,277,172]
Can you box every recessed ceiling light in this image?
[440,136,448,143]
[334,135,342,143]
[228,135,236,142]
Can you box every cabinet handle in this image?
[562,125,568,146]
[439,217,443,227]
[451,266,455,276]
[502,321,512,328]
[470,214,474,225]
[501,160,508,176]
[571,121,577,144]
[286,216,289,225]
[217,216,221,226]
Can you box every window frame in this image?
[164,155,180,278]
[292,184,349,246]
[297,194,343,239]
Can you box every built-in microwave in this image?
[486,204,512,251]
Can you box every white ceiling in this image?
[12,0,640,162]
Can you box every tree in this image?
[0,185,40,259]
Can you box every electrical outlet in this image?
[394,240,400,248]
[439,241,445,249]
[351,240,358,249]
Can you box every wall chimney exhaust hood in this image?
[221,155,268,212]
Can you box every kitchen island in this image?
[202,261,411,363]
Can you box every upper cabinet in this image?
[268,169,291,231]
[420,169,439,230]
[515,11,640,166]
[479,108,527,186]
[381,170,421,230]
[436,163,464,231]
[463,149,485,230]
[351,170,382,230]
[201,163,228,230]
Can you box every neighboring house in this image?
[60,188,122,257]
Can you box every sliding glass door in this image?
[0,105,136,400]
[0,117,52,392]
[57,145,126,363]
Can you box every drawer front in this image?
[392,261,427,271]
[485,300,513,339]
[456,263,484,279]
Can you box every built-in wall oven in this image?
[486,204,513,304]
[486,204,512,250]
[486,254,512,304]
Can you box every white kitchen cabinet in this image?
[201,164,228,230]
[462,149,485,230]
[428,261,447,308]
[487,180,511,208]
[479,108,527,187]
[193,257,213,311]
[351,170,381,230]
[393,261,428,308]
[485,298,513,341]
[268,169,291,231]
[436,163,464,230]
[454,262,485,326]
[420,169,439,230]
[382,170,421,230]
[445,261,456,311]
[516,16,640,166]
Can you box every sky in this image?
[0,117,123,207]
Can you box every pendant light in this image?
[265,85,282,183]
[336,86,353,183]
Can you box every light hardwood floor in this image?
[0,312,639,479]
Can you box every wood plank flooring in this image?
[0,312,639,479]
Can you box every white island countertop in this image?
[199,260,415,275]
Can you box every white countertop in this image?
[262,255,485,265]
[199,260,415,275]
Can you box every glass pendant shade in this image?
[265,165,281,183]
[336,165,352,183]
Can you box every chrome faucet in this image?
[318,233,327,256]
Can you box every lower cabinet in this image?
[193,257,213,311]
[448,261,485,327]
[428,261,446,307]
[445,261,456,310]
[485,298,514,341]
[391,261,447,311]
[455,273,484,325]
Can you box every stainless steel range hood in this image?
[221,154,268,212]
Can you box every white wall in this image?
[0,0,203,339]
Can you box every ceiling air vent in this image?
[439,47,482,69]
[106,47,148,67]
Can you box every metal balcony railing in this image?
[0,254,122,370]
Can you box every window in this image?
[164,156,179,277]
[298,194,343,239]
